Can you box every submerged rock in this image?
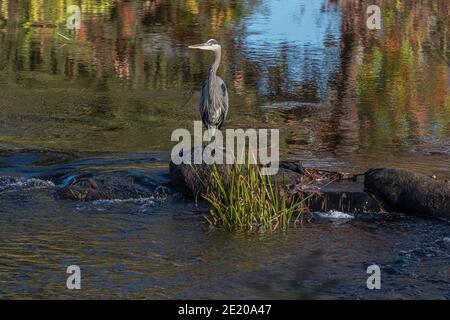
[55,172,168,202]
[56,177,114,201]
[364,168,450,218]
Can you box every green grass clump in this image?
[203,163,305,232]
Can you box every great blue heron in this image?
[189,39,229,133]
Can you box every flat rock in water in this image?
[364,168,450,218]
[296,177,385,214]
[280,163,384,214]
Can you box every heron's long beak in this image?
[188,43,205,49]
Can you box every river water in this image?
[0,0,449,299]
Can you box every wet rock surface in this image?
[169,161,233,199]
[364,168,450,218]
[279,162,385,214]
[295,178,385,214]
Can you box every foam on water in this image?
[315,210,354,220]
[92,197,157,206]
[0,176,55,192]
[75,196,159,213]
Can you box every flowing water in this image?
[0,0,449,299]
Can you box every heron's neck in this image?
[208,48,221,84]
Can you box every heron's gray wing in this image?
[199,82,210,127]
[221,82,227,97]
[199,77,229,129]
[218,80,229,129]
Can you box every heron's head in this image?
[188,39,220,51]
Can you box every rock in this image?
[55,172,165,201]
[169,151,384,214]
[56,179,114,201]
[170,161,230,199]
[364,168,450,217]
[169,159,302,199]
[169,146,303,198]
[295,177,385,214]
[169,150,449,216]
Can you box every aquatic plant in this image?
[203,163,305,232]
